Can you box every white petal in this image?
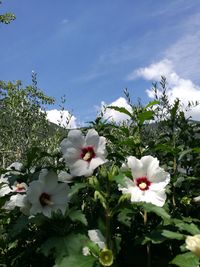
[70,159,91,177]
[130,187,145,202]
[88,229,105,249]
[39,169,58,193]
[144,189,167,207]
[58,171,74,183]
[127,156,144,178]
[0,184,12,197]
[42,206,52,218]
[96,136,107,156]
[141,156,159,175]
[61,130,84,151]
[63,147,81,164]
[3,194,26,210]
[89,157,107,171]
[30,202,43,215]
[27,181,43,204]
[85,129,100,148]
[148,168,170,185]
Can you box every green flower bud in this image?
[99,248,113,266]
[88,176,99,187]
[181,196,191,206]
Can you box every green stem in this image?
[144,210,151,267]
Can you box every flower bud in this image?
[185,234,200,257]
[99,248,114,266]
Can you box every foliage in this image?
[0,1,16,24]
[0,73,66,168]
[0,77,200,267]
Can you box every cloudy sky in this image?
[1,0,200,126]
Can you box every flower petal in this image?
[127,156,144,178]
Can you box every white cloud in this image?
[130,59,200,120]
[101,97,132,123]
[46,109,77,128]
[165,30,200,83]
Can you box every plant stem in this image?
[144,210,151,267]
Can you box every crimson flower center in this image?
[81,146,96,162]
[39,192,53,206]
[136,176,151,191]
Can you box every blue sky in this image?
[1,0,200,124]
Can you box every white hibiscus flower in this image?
[185,234,200,257]
[3,193,27,210]
[26,169,69,218]
[60,129,107,177]
[119,156,170,207]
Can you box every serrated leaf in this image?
[54,255,96,267]
[161,230,185,240]
[40,233,88,261]
[68,209,87,226]
[117,208,133,227]
[175,222,200,235]
[143,230,167,244]
[171,252,199,267]
[113,173,127,187]
[68,183,87,198]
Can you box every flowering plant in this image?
[0,79,200,267]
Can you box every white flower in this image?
[60,129,107,177]
[119,156,170,207]
[82,246,91,256]
[58,171,73,183]
[26,169,69,218]
[0,182,12,197]
[82,229,106,257]
[3,194,27,210]
[88,229,106,249]
[185,234,200,257]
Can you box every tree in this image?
[0,1,15,24]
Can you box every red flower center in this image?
[81,146,96,162]
[136,176,151,191]
[39,192,53,206]
[15,183,26,192]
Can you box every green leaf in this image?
[178,149,192,161]
[107,106,133,118]
[68,209,88,226]
[171,252,199,267]
[113,173,127,187]
[145,100,160,109]
[40,233,88,261]
[54,255,96,267]
[117,208,133,227]
[137,110,154,124]
[9,215,29,238]
[173,220,200,235]
[142,230,167,244]
[68,183,87,198]
[161,230,185,240]
[143,203,170,220]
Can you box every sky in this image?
[1,0,200,127]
